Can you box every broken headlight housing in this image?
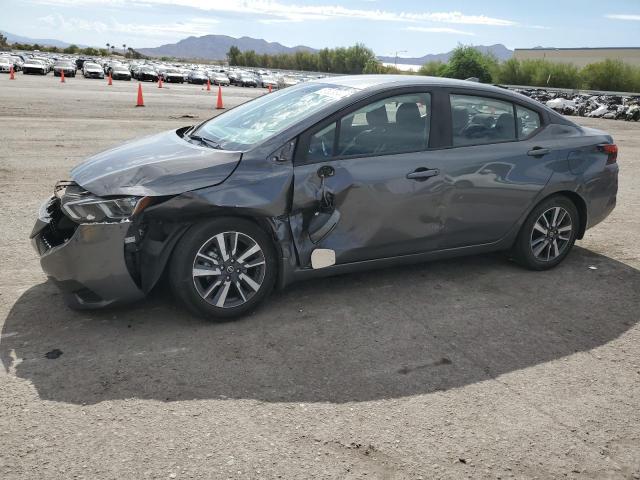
[61,195,149,223]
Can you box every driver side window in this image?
[307,122,337,162]
[338,93,431,157]
[305,92,431,163]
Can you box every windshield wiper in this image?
[188,134,223,150]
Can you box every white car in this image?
[0,58,12,73]
[83,62,105,79]
[22,59,47,75]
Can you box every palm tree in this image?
[110,45,115,55]
[122,44,126,55]
[106,43,110,56]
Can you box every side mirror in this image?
[268,140,296,164]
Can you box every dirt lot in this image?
[1,74,639,479]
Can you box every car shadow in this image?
[1,247,638,405]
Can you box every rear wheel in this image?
[513,195,579,270]
[169,218,277,320]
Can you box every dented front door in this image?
[290,150,452,268]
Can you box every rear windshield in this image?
[195,83,358,151]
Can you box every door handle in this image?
[527,147,550,157]
[407,168,439,180]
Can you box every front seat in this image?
[352,106,389,154]
[394,103,426,150]
[452,106,469,134]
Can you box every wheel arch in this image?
[136,211,291,295]
[547,190,588,240]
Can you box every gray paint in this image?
[32,216,144,308]
[32,75,619,307]
[71,129,242,197]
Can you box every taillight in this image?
[598,144,618,164]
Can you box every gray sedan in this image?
[31,75,618,320]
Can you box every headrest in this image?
[366,106,389,127]
[494,113,515,138]
[396,103,422,128]
[452,106,469,130]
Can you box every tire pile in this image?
[512,88,640,121]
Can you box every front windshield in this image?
[195,82,359,151]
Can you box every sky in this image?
[1,0,639,57]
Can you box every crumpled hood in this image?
[71,129,242,197]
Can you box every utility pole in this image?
[394,50,408,69]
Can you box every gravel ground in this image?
[1,74,639,480]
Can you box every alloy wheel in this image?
[530,206,573,261]
[192,231,266,308]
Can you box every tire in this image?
[168,218,278,320]
[512,195,579,270]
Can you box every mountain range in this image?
[138,35,513,64]
[1,30,80,48]
[137,35,316,60]
[2,30,513,65]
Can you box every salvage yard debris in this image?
[512,88,640,121]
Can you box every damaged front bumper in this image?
[30,196,144,309]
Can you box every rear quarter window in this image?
[516,105,542,138]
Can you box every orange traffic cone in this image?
[207,79,211,91]
[9,65,15,80]
[158,77,163,88]
[60,68,65,83]
[136,83,144,107]
[268,84,272,93]
[107,73,112,86]
[216,85,224,109]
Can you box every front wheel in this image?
[512,195,579,270]
[169,218,278,320]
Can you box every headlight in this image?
[61,195,150,223]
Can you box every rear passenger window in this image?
[450,94,516,146]
[516,105,541,138]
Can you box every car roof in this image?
[313,74,509,93]
[312,74,572,123]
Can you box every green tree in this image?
[581,59,640,92]
[227,45,241,66]
[442,45,494,82]
[243,50,258,67]
[343,43,376,74]
[495,58,524,84]
[63,44,79,54]
[362,58,384,74]
[418,61,446,77]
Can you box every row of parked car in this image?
[1,51,325,89]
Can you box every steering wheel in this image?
[340,127,387,156]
